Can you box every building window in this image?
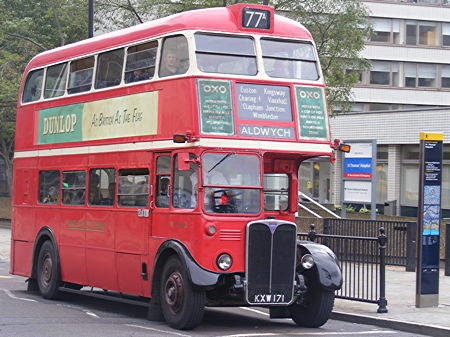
[370,61,398,86]
[370,18,400,44]
[406,21,437,46]
[443,23,450,46]
[442,65,450,88]
[404,63,437,88]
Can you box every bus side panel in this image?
[11,240,33,277]
[116,253,145,296]
[58,208,87,286]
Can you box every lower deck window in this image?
[118,168,149,207]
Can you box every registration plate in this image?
[253,294,285,304]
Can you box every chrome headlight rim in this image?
[217,253,233,271]
[300,254,315,269]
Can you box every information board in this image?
[295,86,328,141]
[197,79,234,135]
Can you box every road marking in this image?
[239,306,270,316]
[84,310,99,318]
[0,276,13,279]
[125,324,192,337]
[214,331,397,337]
[0,288,37,302]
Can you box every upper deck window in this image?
[261,39,319,81]
[22,69,44,103]
[125,41,157,83]
[95,48,124,89]
[44,63,68,99]
[68,56,95,94]
[159,35,189,77]
[195,33,257,76]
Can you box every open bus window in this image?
[38,170,60,204]
[89,168,115,206]
[125,41,157,83]
[195,33,257,76]
[62,171,86,205]
[155,156,170,208]
[159,35,189,77]
[22,69,44,103]
[261,39,319,81]
[44,63,68,99]
[264,174,289,211]
[118,168,149,207]
[95,48,125,89]
[202,153,260,214]
[68,56,95,94]
[172,154,197,209]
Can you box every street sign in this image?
[341,140,377,220]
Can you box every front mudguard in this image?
[297,240,342,291]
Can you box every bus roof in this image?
[25,4,312,72]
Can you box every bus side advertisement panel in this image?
[37,91,158,145]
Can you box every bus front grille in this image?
[245,220,297,305]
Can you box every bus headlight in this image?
[301,254,315,269]
[217,253,232,271]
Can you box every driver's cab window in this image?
[159,35,189,77]
[202,152,260,214]
[172,153,197,209]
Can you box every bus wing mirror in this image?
[177,153,190,171]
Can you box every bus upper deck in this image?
[15,4,332,159]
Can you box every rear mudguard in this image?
[297,240,342,291]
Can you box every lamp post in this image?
[88,0,94,38]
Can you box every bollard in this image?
[377,227,388,313]
[406,222,417,272]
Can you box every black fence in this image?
[323,218,417,271]
[298,224,388,313]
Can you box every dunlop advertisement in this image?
[37,91,158,145]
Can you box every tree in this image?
[0,0,88,194]
[96,0,371,114]
[274,0,371,114]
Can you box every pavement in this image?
[1,224,450,336]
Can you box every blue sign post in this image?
[416,132,442,308]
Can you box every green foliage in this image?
[0,0,88,194]
[273,0,372,114]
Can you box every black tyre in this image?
[289,288,335,328]
[160,256,205,330]
[37,240,61,299]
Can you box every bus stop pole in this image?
[88,0,94,38]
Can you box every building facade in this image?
[299,0,450,217]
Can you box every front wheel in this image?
[37,240,61,299]
[289,288,335,328]
[160,256,206,330]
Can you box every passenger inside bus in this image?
[159,49,180,76]
[156,176,170,208]
[89,173,101,204]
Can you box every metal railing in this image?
[298,192,341,219]
[323,218,417,271]
[298,224,388,313]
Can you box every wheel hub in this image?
[164,272,184,314]
[41,252,53,288]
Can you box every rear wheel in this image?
[37,240,61,299]
[160,256,205,330]
[289,287,335,328]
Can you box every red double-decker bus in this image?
[11,4,343,330]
